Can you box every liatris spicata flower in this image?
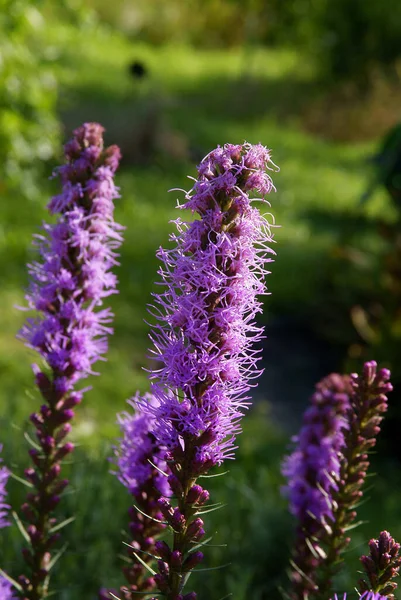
[0,444,10,530]
[17,123,123,600]
[141,143,277,598]
[281,373,352,600]
[359,531,401,600]
[284,362,392,600]
[316,362,392,597]
[100,394,169,600]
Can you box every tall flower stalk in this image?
[141,143,277,598]
[100,394,168,600]
[317,362,392,596]
[17,123,123,600]
[282,362,392,600]
[281,373,351,599]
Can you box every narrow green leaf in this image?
[0,569,23,593]
[10,472,33,488]
[49,516,75,534]
[132,503,167,524]
[196,503,226,515]
[122,541,159,560]
[24,432,42,451]
[344,520,367,532]
[189,536,213,553]
[132,552,157,576]
[12,511,31,544]
[47,543,68,571]
[194,562,231,572]
[200,471,229,478]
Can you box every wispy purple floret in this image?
[20,122,123,393]
[115,393,169,498]
[144,143,277,467]
[282,373,351,527]
[0,576,17,600]
[0,445,10,529]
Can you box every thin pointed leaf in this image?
[344,520,367,532]
[122,541,159,560]
[49,516,75,534]
[196,503,226,515]
[0,569,23,593]
[12,511,31,544]
[200,471,229,478]
[24,432,42,451]
[10,472,33,488]
[189,536,213,553]
[133,552,157,576]
[47,543,68,571]
[194,562,231,572]
[305,537,326,560]
[289,559,318,588]
[132,504,168,525]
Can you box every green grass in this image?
[1,18,400,600]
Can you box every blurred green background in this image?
[1,0,401,598]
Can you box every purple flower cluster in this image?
[20,122,123,394]
[0,445,10,530]
[114,393,169,498]
[145,143,276,468]
[100,395,169,599]
[282,373,351,526]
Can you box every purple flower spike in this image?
[115,393,169,498]
[17,123,123,600]
[282,373,352,600]
[284,363,392,600]
[146,142,276,466]
[20,122,123,392]
[100,394,169,599]
[282,373,351,526]
[0,444,10,529]
[141,143,277,598]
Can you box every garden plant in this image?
[0,122,400,600]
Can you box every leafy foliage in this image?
[0,0,59,200]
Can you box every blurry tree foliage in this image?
[0,0,60,201]
[87,0,401,87]
[310,0,401,86]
